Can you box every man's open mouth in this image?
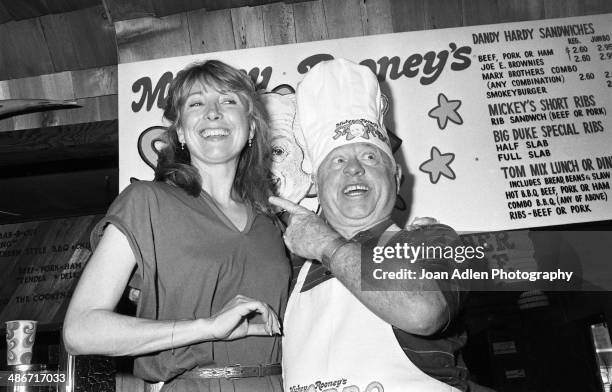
[343,184,369,196]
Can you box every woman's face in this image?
[177,82,253,167]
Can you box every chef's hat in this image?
[296,58,393,174]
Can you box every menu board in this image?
[0,216,100,325]
[118,13,612,232]
[472,20,611,229]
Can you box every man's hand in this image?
[406,216,439,230]
[269,196,341,261]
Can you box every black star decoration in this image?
[428,93,463,130]
[419,146,456,184]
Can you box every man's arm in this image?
[270,196,452,336]
[328,240,449,335]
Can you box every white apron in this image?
[282,227,461,392]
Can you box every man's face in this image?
[317,143,398,233]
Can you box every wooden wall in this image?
[1,0,611,133]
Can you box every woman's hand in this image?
[210,295,281,340]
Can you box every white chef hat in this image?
[296,58,393,174]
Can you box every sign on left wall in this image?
[0,215,102,325]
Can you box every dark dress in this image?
[91,181,290,391]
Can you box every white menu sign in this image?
[118,13,612,232]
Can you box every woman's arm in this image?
[63,224,280,356]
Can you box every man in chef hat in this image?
[270,59,471,392]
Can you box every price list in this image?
[472,18,611,225]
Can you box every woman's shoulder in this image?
[114,180,185,206]
[121,180,177,196]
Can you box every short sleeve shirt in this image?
[91,181,290,388]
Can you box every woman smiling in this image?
[63,60,290,392]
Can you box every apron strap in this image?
[377,223,401,247]
[293,260,312,294]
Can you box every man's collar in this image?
[350,218,394,243]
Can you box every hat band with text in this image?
[333,119,389,145]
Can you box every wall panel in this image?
[461,0,501,25]
[0,6,116,80]
[0,79,10,99]
[0,79,14,131]
[231,5,266,49]
[65,6,118,69]
[262,2,297,45]
[497,0,546,22]
[425,0,463,28]
[584,0,612,14]
[0,1,10,24]
[115,13,191,62]
[0,23,11,78]
[0,18,54,79]
[0,118,14,132]
[363,0,394,35]
[5,73,74,105]
[322,0,365,39]
[3,95,117,131]
[10,111,63,131]
[104,0,156,22]
[0,121,118,167]
[53,95,119,126]
[71,66,118,99]
[543,0,584,18]
[0,0,47,22]
[0,0,100,21]
[389,0,426,32]
[293,0,328,42]
[151,0,205,17]
[187,8,237,54]
[39,12,81,73]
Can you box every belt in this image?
[178,363,281,379]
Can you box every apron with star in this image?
[282,225,461,392]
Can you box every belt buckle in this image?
[224,364,243,379]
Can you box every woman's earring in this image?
[181,142,185,150]
[248,138,253,147]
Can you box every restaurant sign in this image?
[118,13,612,232]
